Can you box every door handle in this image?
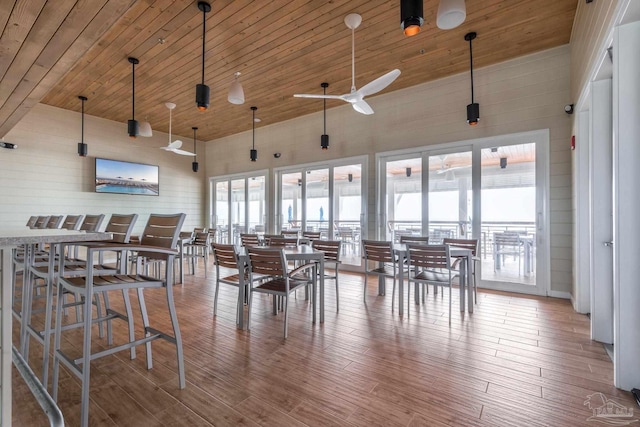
[603,241,613,247]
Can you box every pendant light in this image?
[400,0,423,37]
[465,32,479,126]
[250,106,258,161]
[228,71,245,104]
[192,127,199,172]
[139,117,153,137]
[437,0,466,30]
[195,1,211,111]
[77,95,88,157]
[127,57,139,137]
[320,82,329,150]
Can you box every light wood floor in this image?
[12,263,638,426]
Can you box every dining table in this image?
[377,243,474,317]
[0,226,111,426]
[235,244,325,330]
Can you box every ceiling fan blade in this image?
[170,139,183,149]
[160,146,172,151]
[358,69,401,98]
[352,99,374,115]
[172,148,196,156]
[294,94,345,100]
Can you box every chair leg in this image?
[165,283,185,389]
[362,273,367,303]
[213,280,220,316]
[335,271,340,312]
[283,294,289,339]
[52,281,64,403]
[79,286,94,427]
[448,286,452,325]
[391,277,396,313]
[137,288,152,370]
[93,293,104,338]
[103,291,113,345]
[122,289,136,360]
[247,289,253,331]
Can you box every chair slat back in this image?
[302,231,321,240]
[62,215,84,230]
[191,231,210,246]
[241,233,260,247]
[46,215,64,229]
[443,238,478,256]
[247,247,286,276]
[281,230,299,238]
[407,244,450,270]
[269,237,298,247]
[80,214,105,232]
[34,216,50,229]
[105,214,138,243]
[400,235,429,245]
[362,240,394,263]
[493,232,520,246]
[139,213,186,260]
[312,240,341,262]
[26,216,38,228]
[212,243,239,270]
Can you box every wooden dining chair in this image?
[184,231,211,276]
[211,243,247,324]
[443,238,479,303]
[399,235,430,245]
[311,240,342,311]
[61,215,84,230]
[52,213,187,427]
[362,239,403,309]
[302,231,321,241]
[240,233,261,247]
[281,229,300,238]
[405,244,457,324]
[269,236,299,247]
[246,247,316,338]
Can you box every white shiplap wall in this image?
[206,45,573,294]
[0,104,205,236]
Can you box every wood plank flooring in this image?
[12,263,638,426]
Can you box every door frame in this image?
[376,129,551,296]
[274,155,369,272]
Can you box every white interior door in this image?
[590,78,614,344]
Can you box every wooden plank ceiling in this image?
[0,0,578,142]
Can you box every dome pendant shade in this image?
[138,120,152,137]
[437,0,466,30]
[400,0,424,37]
[228,72,245,104]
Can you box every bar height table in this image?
[0,227,111,425]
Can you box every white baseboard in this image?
[549,290,572,300]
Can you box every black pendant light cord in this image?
[252,108,256,149]
[465,32,477,104]
[201,7,206,85]
[193,127,197,157]
[81,97,85,144]
[323,89,327,134]
[469,37,474,103]
[131,61,136,120]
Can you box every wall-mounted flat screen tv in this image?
[95,158,159,196]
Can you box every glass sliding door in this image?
[305,168,329,233]
[479,142,537,288]
[210,171,268,244]
[384,157,423,241]
[427,151,472,243]
[334,164,363,266]
[280,171,302,232]
[378,130,549,295]
[276,156,367,270]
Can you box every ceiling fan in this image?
[293,13,401,115]
[161,102,195,156]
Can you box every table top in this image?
[393,243,473,257]
[0,227,112,247]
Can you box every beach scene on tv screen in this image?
[96,158,159,196]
